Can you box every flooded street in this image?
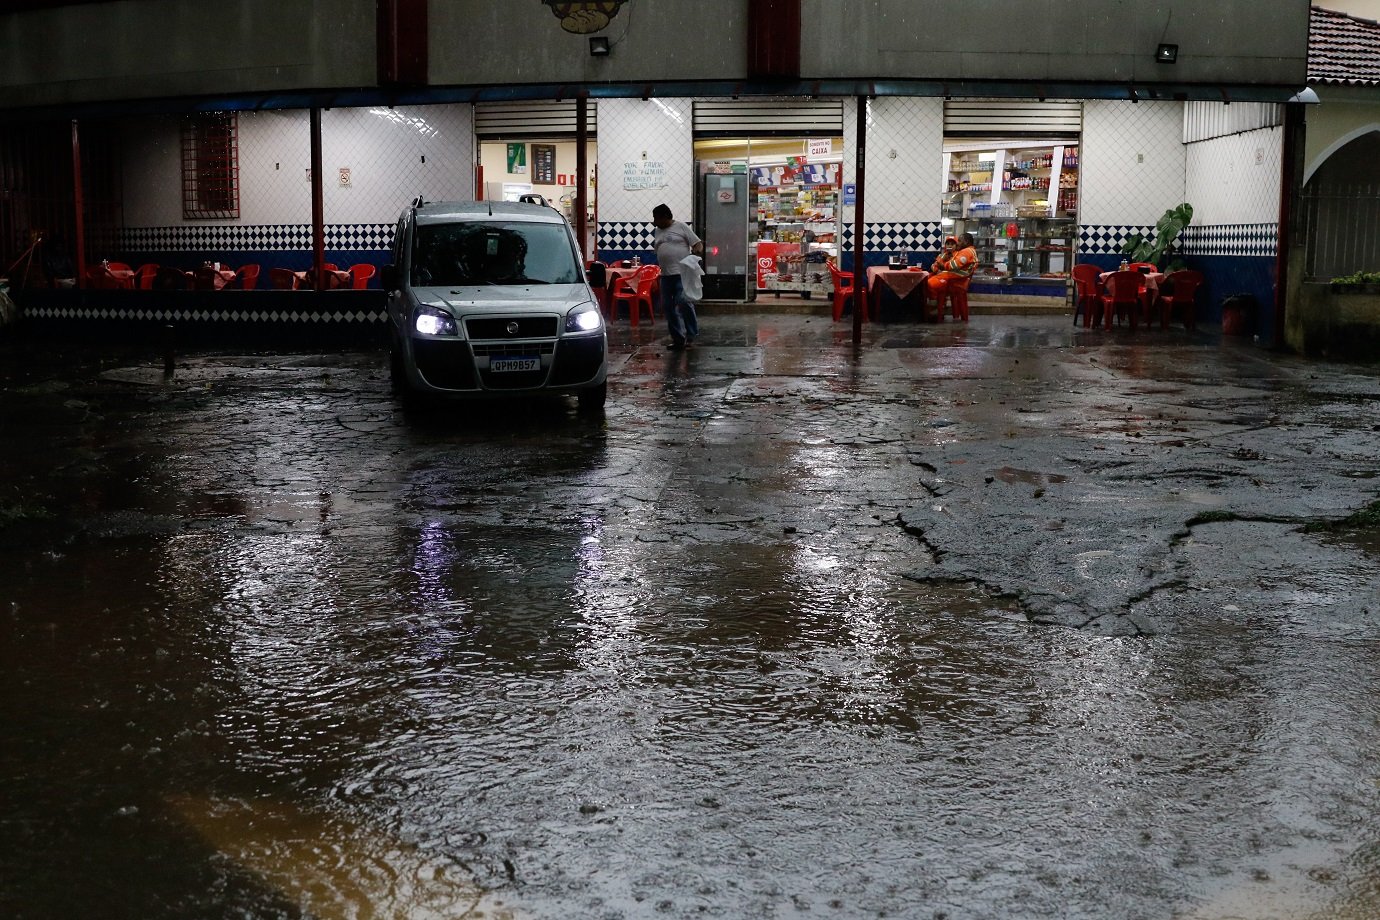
[2,315,1378,919]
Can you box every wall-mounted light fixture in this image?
[1156,43,1178,64]
[589,36,610,57]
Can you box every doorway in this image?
[693,136,844,303]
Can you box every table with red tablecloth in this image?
[294,269,352,290]
[603,264,661,322]
[1099,270,1166,326]
[865,267,931,320]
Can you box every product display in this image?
[944,144,1078,292]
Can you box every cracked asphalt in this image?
[1,313,1378,919]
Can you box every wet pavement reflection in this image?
[1,315,1378,919]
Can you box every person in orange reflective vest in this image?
[927,233,977,318]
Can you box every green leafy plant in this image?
[1121,202,1194,272]
[1329,270,1380,285]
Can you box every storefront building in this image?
[0,0,1311,344]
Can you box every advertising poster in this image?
[533,144,556,184]
[506,143,526,174]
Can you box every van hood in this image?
[414,283,593,314]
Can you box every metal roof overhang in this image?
[0,78,1309,124]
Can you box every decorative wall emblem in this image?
[542,0,626,34]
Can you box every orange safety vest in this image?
[933,246,977,280]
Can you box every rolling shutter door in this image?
[692,99,844,137]
[474,101,597,138]
[943,100,1082,138]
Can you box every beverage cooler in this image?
[701,173,749,301]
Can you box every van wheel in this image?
[577,381,607,412]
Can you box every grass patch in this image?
[1301,499,1380,533]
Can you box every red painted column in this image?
[310,107,325,290]
[747,0,800,79]
[377,0,428,86]
[576,92,589,262]
[71,119,86,287]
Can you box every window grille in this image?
[181,113,239,219]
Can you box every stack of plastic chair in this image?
[234,264,260,289]
[1071,264,1103,327]
[827,261,855,322]
[611,264,659,325]
[1098,270,1145,330]
[1157,270,1204,330]
[348,264,376,289]
[268,267,298,290]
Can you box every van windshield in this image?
[412,221,582,286]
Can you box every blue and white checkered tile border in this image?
[598,221,655,250]
[119,224,395,253]
[1079,225,1156,256]
[24,305,387,324]
[1182,223,1278,258]
[843,222,943,250]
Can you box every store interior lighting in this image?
[589,36,610,56]
[1156,43,1178,64]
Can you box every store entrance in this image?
[693,136,844,303]
[477,137,597,255]
[942,138,1079,300]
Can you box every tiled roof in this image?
[1311,6,1380,86]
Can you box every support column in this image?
[576,93,589,262]
[71,120,86,287]
[310,107,325,290]
[852,96,867,344]
[1275,100,1306,351]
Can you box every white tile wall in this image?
[120,104,474,230]
[1184,126,1282,226]
[1080,101,1187,226]
[323,105,475,223]
[857,96,944,223]
[595,97,695,224]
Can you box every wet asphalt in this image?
[1,312,1378,919]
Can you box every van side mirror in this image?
[585,261,606,289]
[380,264,398,290]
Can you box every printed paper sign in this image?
[807,138,832,158]
[622,160,667,190]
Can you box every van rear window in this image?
[412,222,581,286]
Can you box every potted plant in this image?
[1121,202,1194,272]
[1328,270,1380,294]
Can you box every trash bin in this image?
[1221,293,1259,336]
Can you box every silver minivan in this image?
[383,199,608,410]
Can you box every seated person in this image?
[926,233,977,310]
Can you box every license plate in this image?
[490,356,540,373]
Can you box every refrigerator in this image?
[701,172,749,302]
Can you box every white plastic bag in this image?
[679,254,704,302]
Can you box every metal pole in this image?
[71,119,86,287]
[1274,100,1304,350]
[576,92,589,262]
[310,107,326,290]
[852,96,867,344]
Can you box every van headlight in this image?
[413,305,458,337]
[564,302,603,334]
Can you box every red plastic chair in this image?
[611,264,659,325]
[347,264,376,289]
[134,263,159,290]
[268,267,298,290]
[1071,264,1103,327]
[1157,270,1204,330]
[234,264,260,290]
[1098,270,1145,330]
[827,262,855,322]
[940,276,971,322]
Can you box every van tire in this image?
[577,381,607,412]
